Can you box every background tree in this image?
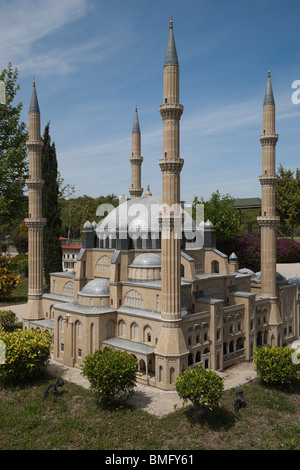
[80,204,91,236]
[0,63,28,229]
[276,164,300,239]
[193,190,240,240]
[0,256,20,298]
[41,123,62,287]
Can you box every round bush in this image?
[82,347,138,404]
[0,328,52,383]
[175,366,224,410]
[254,346,300,385]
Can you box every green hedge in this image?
[0,328,52,384]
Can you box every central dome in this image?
[130,253,161,268]
[95,194,204,250]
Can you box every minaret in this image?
[129,106,143,198]
[257,70,281,328]
[155,18,188,389]
[23,79,46,322]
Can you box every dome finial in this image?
[145,184,152,196]
[170,15,173,29]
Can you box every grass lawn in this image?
[0,276,28,308]
[0,374,299,451]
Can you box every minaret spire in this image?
[23,78,46,323]
[129,105,143,198]
[257,69,281,330]
[155,18,188,389]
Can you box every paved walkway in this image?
[46,354,257,417]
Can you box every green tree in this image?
[80,204,91,236]
[0,255,20,298]
[193,190,239,240]
[41,123,62,287]
[276,164,300,239]
[175,366,224,410]
[0,63,28,227]
[82,347,138,405]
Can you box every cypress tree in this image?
[41,122,62,287]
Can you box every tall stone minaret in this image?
[129,106,143,198]
[257,70,282,329]
[155,18,188,389]
[23,79,46,322]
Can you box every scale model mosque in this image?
[23,19,300,390]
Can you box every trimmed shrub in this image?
[0,328,52,383]
[81,347,138,405]
[175,366,224,410]
[254,346,300,385]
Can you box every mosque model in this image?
[23,19,300,390]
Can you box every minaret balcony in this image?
[159,103,183,120]
[129,155,143,164]
[259,133,278,146]
[257,215,280,227]
[159,158,184,174]
[259,174,277,185]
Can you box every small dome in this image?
[204,220,214,229]
[238,268,254,275]
[82,220,93,230]
[79,278,110,296]
[229,252,238,261]
[130,253,161,268]
[288,274,300,292]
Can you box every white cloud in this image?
[0,0,90,70]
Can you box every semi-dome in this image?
[288,274,300,293]
[79,278,110,296]
[254,271,287,282]
[130,253,161,268]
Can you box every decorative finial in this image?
[33,76,35,86]
[170,15,173,29]
[268,68,270,77]
[145,184,152,196]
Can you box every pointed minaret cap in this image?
[145,184,152,197]
[164,16,179,67]
[132,105,140,134]
[29,77,40,114]
[263,68,275,106]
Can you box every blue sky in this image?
[1,0,300,204]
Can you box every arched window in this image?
[192,255,201,272]
[124,289,144,308]
[170,367,175,384]
[63,281,74,296]
[131,323,139,340]
[77,321,82,337]
[211,260,219,273]
[119,320,126,337]
[95,255,111,273]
